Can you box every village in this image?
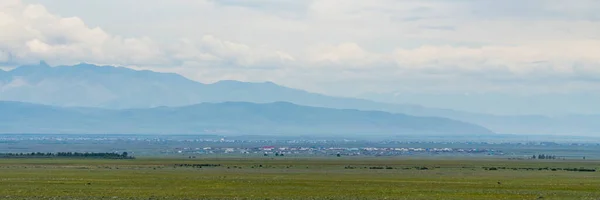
[4,134,600,159]
[165,146,502,157]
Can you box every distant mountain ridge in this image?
[0,62,598,135]
[0,62,423,109]
[0,101,493,136]
[0,62,204,108]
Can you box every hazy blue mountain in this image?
[359,92,600,116]
[1,62,598,135]
[0,62,423,109]
[428,112,600,136]
[0,68,8,81]
[0,101,493,136]
[0,62,205,108]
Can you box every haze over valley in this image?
[1,0,599,138]
[1,62,599,136]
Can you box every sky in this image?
[1,0,600,114]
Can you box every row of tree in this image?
[263,152,285,156]
[532,154,557,160]
[0,152,134,159]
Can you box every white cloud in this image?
[0,50,9,63]
[0,77,29,90]
[196,35,295,67]
[5,0,600,96]
[0,1,170,66]
[393,41,600,76]
[307,43,385,68]
[1,0,294,70]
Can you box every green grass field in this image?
[0,158,599,199]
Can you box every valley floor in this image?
[0,158,599,199]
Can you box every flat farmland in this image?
[0,158,599,199]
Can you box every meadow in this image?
[0,157,599,200]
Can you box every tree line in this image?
[532,154,557,160]
[0,152,134,159]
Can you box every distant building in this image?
[262,146,275,151]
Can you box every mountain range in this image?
[359,92,600,116]
[0,101,492,136]
[0,62,598,136]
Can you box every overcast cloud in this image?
[2,0,599,96]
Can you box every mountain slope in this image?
[0,62,597,135]
[0,62,422,110]
[0,101,493,136]
[0,62,205,108]
[0,68,7,81]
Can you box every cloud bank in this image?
[2,0,600,96]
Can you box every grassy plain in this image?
[0,157,599,199]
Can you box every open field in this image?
[0,158,599,200]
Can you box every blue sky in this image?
[1,0,600,114]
